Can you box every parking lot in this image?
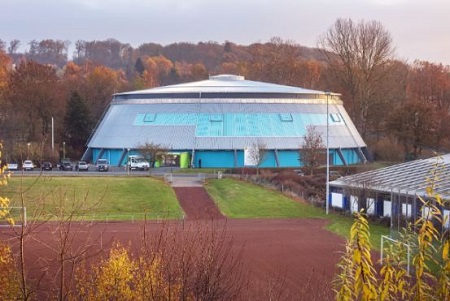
[6,165,179,177]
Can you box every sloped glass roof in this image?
[330,154,450,200]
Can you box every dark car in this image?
[59,161,73,171]
[42,161,53,171]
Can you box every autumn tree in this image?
[141,55,173,87]
[386,100,436,159]
[0,47,11,98]
[6,60,62,148]
[364,60,409,143]
[27,39,69,68]
[408,60,449,107]
[407,60,450,150]
[299,126,326,175]
[85,64,124,121]
[248,37,303,86]
[318,18,395,138]
[74,39,131,69]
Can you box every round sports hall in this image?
[83,74,367,168]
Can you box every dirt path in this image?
[174,187,225,220]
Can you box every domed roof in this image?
[114,74,331,100]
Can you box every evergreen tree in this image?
[63,92,93,158]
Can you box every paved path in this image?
[169,174,205,187]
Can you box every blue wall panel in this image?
[193,151,235,168]
[341,149,360,164]
[277,151,301,167]
[260,151,277,168]
[89,147,363,167]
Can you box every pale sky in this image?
[2,0,450,65]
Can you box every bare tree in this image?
[247,140,267,176]
[42,189,104,301]
[8,39,20,55]
[318,18,395,138]
[136,142,168,168]
[299,126,325,175]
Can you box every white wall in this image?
[383,200,391,217]
[444,210,450,229]
[366,198,375,215]
[331,192,344,208]
[402,203,412,217]
[350,195,358,213]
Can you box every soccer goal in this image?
[0,207,27,227]
[380,235,411,274]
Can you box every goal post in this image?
[380,235,411,274]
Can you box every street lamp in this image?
[325,92,330,215]
[63,142,66,159]
[127,148,130,175]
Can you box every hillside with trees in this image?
[1,18,450,163]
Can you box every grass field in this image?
[205,178,325,219]
[3,176,183,220]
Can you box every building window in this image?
[143,113,156,122]
[330,113,341,122]
[210,114,223,122]
[279,113,293,122]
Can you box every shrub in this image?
[371,137,404,162]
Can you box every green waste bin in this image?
[154,160,161,168]
[180,152,190,169]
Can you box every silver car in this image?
[22,160,34,171]
[77,161,89,171]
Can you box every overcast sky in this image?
[2,0,450,65]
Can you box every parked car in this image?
[41,161,53,171]
[7,162,18,170]
[60,161,73,171]
[96,159,109,172]
[22,160,34,171]
[127,155,150,171]
[76,161,89,171]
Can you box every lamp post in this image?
[27,143,30,159]
[127,148,130,175]
[326,92,330,215]
[63,142,66,159]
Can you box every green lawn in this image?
[3,176,183,220]
[325,214,390,251]
[205,178,325,218]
